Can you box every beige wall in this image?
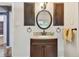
[64,3,78,57]
[12,3,27,56]
[12,2,79,57]
[78,3,79,56]
[13,2,64,57]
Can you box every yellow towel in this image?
[64,28,68,41]
[64,28,73,43]
[67,29,73,42]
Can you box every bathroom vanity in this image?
[30,36,57,57]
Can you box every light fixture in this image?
[40,2,48,9]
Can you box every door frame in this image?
[0,12,10,46]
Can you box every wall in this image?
[78,3,79,56]
[0,2,78,57]
[77,2,79,56]
[77,2,79,55]
[13,3,27,57]
[64,3,79,57]
[13,2,64,57]
[0,3,11,6]
[12,2,79,57]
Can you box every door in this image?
[0,12,9,57]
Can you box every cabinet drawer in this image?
[31,39,57,45]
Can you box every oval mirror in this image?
[36,10,52,30]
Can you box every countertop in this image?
[31,35,57,39]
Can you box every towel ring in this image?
[27,27,32,33]
[56,27,61,33]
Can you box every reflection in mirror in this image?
[36,10,52,35]
[36,10,52,29]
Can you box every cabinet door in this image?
[44,44,57,57]
[24,3,35,26]
[53,3,64,26]
[31,45,43,57]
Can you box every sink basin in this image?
[31,32,56,39]
[31,32,57,39]
[33,32,54,36]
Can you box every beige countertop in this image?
[31,35,57,39]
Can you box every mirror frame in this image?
[36,10,52,30]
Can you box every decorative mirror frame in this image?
[36,10,52,30]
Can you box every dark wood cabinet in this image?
[24,3,35,26]
[53,3,64,26]
[30,39,57,57]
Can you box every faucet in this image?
[41,30,47,35]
